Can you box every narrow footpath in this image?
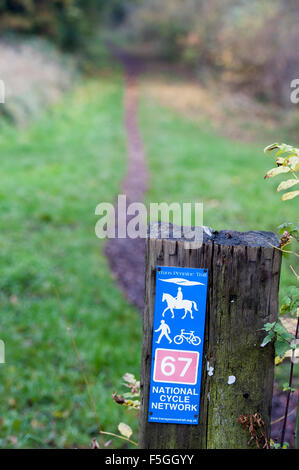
[105,48,148,312]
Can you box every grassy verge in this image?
[0,75,141,448]
[0,36,76,126]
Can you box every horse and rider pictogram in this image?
[154,286,203,346]
[161,287,198,320]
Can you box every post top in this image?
[148,222,280,248]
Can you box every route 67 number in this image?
[153,348,199,385]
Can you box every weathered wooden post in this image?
[139,222,282,449]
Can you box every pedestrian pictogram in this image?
[155,320,172,344]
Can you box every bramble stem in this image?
[280,317,299,447]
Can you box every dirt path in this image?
[105,48,148,312]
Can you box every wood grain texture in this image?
[139,223,282,449]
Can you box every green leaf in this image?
[280,303,291,315]
[282,383,296,392]
[262,322,276,331]
[261,333,274,347]
[274,321,294,342]
[277,222,299,240]
[261,320,295,357]
[275,339,291,358]
[280,286,299,317]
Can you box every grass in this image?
[139,97,298,298]
[0,75,141,448]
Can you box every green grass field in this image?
[0,76,141,448]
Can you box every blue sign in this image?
[148,266,208,425]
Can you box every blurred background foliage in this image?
[0,0,138,50]
[0,0,298,107]
[122,0,299,107]
[0,0,99,49]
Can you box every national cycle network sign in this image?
[148,266,208,425]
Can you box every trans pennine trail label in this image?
[148,266,208,425]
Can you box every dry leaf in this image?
[281,190,299,201]
[118,422,133,439]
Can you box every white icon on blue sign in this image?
[155,320,172,344]
[162,287,198,319]
[174,329,201,346]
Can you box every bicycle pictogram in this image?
[173,329,201,346]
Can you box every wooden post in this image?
[139,222,282,449]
